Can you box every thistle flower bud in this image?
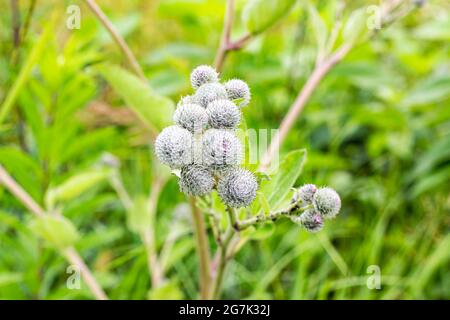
[155,125,193,169]
[177,95,195,107]
[313,187,341,219]
[293,184,317,204]
[218,168,258,208]
[291,209,324,232]
[179,165,215,196]
[190,65,219,89]
[201,129,242,169]
[224,79,251,107]
[174,103,209,133]
[206,99,241,129]
[194,83,227,108]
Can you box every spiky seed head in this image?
[206,99,241,129]
[201,129,242,169]
[179,165,215,196]
[218,168,258,208]
[211,165,238,178]
[291,209,324,232]
[294,184,317,204]
[155,125,193,169]
[194,83,227,108]
[177,95,195,107]
[224,79,251,107]
[313,187,341,219]
[174,103,209,133]
[190,65,219,89]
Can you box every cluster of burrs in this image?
[290,184,341,232]
[155,65,258,208]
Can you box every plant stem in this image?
[0,165,108,300]
[236,202,310,230]
[227,206,239,230]
[110,172,133,210]
[189,196,212,299]
[10,0,21,49]
[214,0,253,72]
[214,0,235,71]
[259,44,352,172]
[142,230,164,288]
[258,1,411,171]
[0,165,45,217]
[110,170,165,287]
[21,0,36,42]
[84,0,146,81]
[144,178,165,288]
[211,228,234,299]
[62,247,108,300]
[227,33,252,51]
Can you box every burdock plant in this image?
[155,65,342,299]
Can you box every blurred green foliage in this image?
[0,0,449,299]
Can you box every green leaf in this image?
[30,215,80,249]
[0,272,23,287]
[242,0,297,35]
[148,281,184,300]
[411,166,450,198]
[414,19,450,41]
[307,3,328,54]
[402,74,450,108]
[97,64,174,132]
[256,191,271,214]
[408,136,450,182]
[343,8,368,45]
[260,149,307,210]
[45,168,112,208]
[0,147,43,201]
[0,15,55,125]
[412,234,450,294]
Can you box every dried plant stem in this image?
[259,44,352,171]
[189,197,212,299]
[84,0,146,81]
[0,165,108,300]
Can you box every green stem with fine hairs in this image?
[235,203,312,231]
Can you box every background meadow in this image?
[0,0,449,299]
